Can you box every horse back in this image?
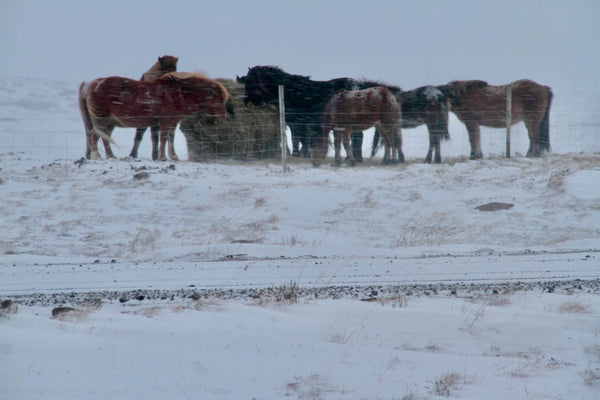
[325,86,399,127]
[86,77,169,127]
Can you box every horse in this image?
[129,55,178,160]
[237,65,366,158]
[438,79,553,159]
[78,55,178,160]
[370,85,451,163]
[312,86,402,167]
[79,72,228,160]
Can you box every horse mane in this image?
[140,55,178,81]
[159,72,229,101]
[448,80,488,95]
[159,71,209,80]
[250,65,311,82]
[356,79,402,94]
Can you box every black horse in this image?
[237,66,387,160]
[371,85,450,163]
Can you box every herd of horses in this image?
[79,56,553,166]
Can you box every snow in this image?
[1,77,599,399]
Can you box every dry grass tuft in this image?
[583,368,600,387]
[51,306,91,322]
[558,300,591,314]
[0,299,18,318]
[254,281,299,306]
[285,374,337,400]
[130,228,160,254]
[378,293,408,308]
[433,372,472,397]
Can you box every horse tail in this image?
[78,82,94,134]
[78,81,117,146]
[371,128,384,157]
[439,100,451,142]
[539,86,553,153]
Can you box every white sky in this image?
[1,0,599,91]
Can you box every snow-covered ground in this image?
[1,77,599,399]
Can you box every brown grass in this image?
[179,79,280,161]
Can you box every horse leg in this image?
[434,138,441,163]
[150,126,159,160]
[90,126,114,160]
[129,127,147,158]
[102,138,116,159]
[425,133,441,163]
[380,128,392,165]
[332,130,343,166]
[351,131,363,162]
[466,123,483,159]
[158,126,169,161]
[302,125,314,158]
[291,124,301,156]
[89,132,101,160]
[301,125,312,157]
[524,120,541,157]
[85,130,92,159]
[342,132,355,167]
[395,126,404,163]
[167,130,179,161]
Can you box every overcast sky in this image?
[1,0,598,91]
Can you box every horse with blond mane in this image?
[78,56,178,160]
[80,72,228,160]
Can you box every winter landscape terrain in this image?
[1,76,599,399]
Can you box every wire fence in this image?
[1,113,599,163]
[1,80,599,163]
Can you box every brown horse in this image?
[439,79,553,159]
[312,86,402,167]
[78,55,179,160]
[80,72,228,160]
[130,55,179,160]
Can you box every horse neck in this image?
[140,61,163,81]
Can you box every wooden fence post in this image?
[278,85,288,172]
[506,85,512,158]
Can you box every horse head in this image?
[242,66,279,106]
[439,80,488,107]
[158,55,178,73]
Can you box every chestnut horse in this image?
[78,56,178,160]
[439,79,552,158]
[313,86,402,167]
[130,55,178,160]
[80,72,228,160]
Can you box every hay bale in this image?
[179,79,281,161]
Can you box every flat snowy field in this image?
[1,77,599,399]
